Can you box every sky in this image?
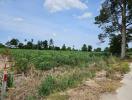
[0,0,110,49]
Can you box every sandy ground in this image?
[100,63,132,100]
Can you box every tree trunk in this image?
[121,0,126,59]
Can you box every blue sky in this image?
[0,0,110,49]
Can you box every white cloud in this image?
[77,12,92,19]
[13,17,24,22]
[44,0,88,13]
[52,33,56,37]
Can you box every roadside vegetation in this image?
[0,48,130,99]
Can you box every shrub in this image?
[120,62,130,74]
[38,75,56,96]
[7,73,14,88]
[15,58,29,73]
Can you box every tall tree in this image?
[37,41,42,50]
[67,47,72,51]
[81,44,87,51]
[0,43,5,48]
[6,38,19,48]
[109,34,122,55]
[94,48,101,52]
[95,0,132,59]
[18,43,24,49]
[49,38,54,50]
[104,47,109,52]
[88,45,92,52]
[26,41,33,49]
[42,40,48,50]
[61,44,66,50]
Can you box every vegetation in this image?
[39,71,95,96]
[0,49,110,73]
[95,0,132,58]
[0,47,130,99]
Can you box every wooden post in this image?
[1,64,7,100]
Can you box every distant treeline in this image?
[0,38,103,52]
[0,38,132,54]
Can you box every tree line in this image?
[0,38,132,54]
[0,38,103,52]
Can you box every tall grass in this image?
[0,49,110,73]
[38,70,95,96]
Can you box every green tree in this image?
[104,47,109,52]
[0,43,5,48]
[67,47,71,51]
[49,38,54,50]
[26,41,33,49]
[6,38,19,48]
[81,44,87,51]
[61,44,66,50]
[95,0,132,58]
[94,48,101,52]
[42,40,48,50]
[109,35,121,55]
[88,45,92,52]
[37,41,42,50]
[18,43,24,49]
[54,46,60,50]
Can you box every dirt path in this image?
[100,63,132,100]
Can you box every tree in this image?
[88,45,92,52]
[54,46,60,50]
[6,38,19,48]
[37,41,42,50]
[109,34,121,55]
[42,40,48,50]
[26,41,33,49]
[0,43,5,48]
[61,44,66,50]
[67,47,71,51]
[49,38,54,50]
[72,45,75,51]
[95,0,132,59]
[104,47,109,52]
[94,48,101,52]
[81,44,87,51]
[18,43,24,49]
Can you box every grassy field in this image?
[0,48,130,99]
[0,48,110,72]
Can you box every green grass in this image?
[0,48,130,98]
[0,49,110,73]
[38,70,95,97]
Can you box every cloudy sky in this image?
[0,0,109,49]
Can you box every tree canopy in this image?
[95,0,132,58]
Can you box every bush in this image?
[120,62,130,74]
[7,73,14,88]
[15,58,29,73]
[38,75,56,96]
